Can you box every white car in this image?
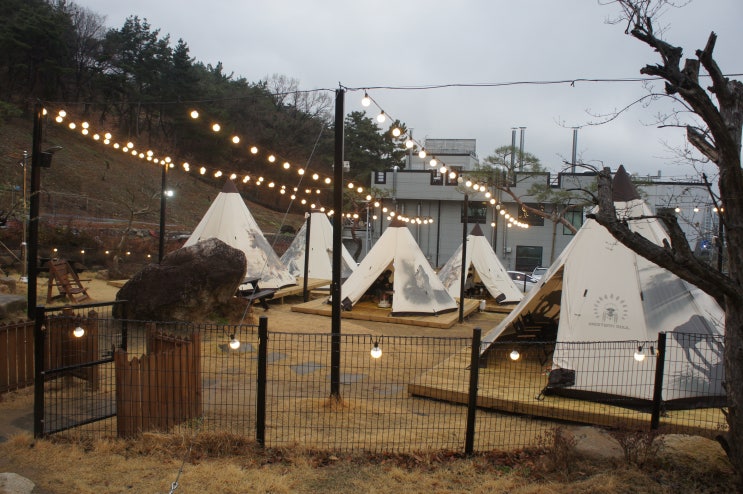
[508,271,538,292]
[531,266,548,281]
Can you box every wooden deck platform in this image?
[291,297,481,329]
[409,347,726,436]
[272,278,330,303]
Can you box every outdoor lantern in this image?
[370,342,382,359]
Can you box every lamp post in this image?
[20,150,28,283]
[158,162,173,263]
[27,103,62,319]
[330,88,344,400]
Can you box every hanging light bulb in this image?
[73,326,85,338]
[211,123,221,132]
[509,349,520,361]
[429,158,437,167]
[634,346,646,362]
[392,127,402,137]
[376,111,386,123]
[405,138,415,149]
[361,92,371,107]
[418,149,426,159]
[229,335,241,350]
[370,342,382,359]
[190,110,199,119]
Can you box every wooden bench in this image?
[46,259,91,304]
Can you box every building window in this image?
[430,170,444,186]
[461,202,487,224]
[515,246,543,272]
[563,208,584,235]
[374,171,386,185]
[518,203,545,226]
[447,166,462,185]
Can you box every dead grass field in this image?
[0,277,738,492]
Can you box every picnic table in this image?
[237,276,275,310]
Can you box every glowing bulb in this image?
[429,158,437,167]
[212,123,221,132]
[392,127,401,137]
[190,110,199,119]
[283,162,291,169]
[58,110,67,118]
[674,207,681,213]
[440,166,447,174]
[250,146,258,154]
[405,139,414,149]
[73,326,85,338]
[634,346,645,362]
[229,335,241,350]
[357,187,363,193]
[376,112,386,123]
[361,92,371,107]
[232,136,240,144]
[268,155,276,163]
[370,342,382,359]
[418,149,426,159]
[509,350,520,361]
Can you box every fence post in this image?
[33,306,46,438]
[120,302,128,351]
[256,316,268,447]
[650,332,667,430]
[465,327,481,455]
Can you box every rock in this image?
[0,278,16,294]
[0,295,26,319]
[114,238,246,321]
[0,472,35,494]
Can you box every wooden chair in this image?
[46,259,91,304]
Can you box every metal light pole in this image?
[330,88,344,400]
[21,150,28,283]
[27,106,43,319]
[158,163,168,263]
[459,194,468,323]
[27,105,62,319]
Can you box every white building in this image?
[365,139,718,272]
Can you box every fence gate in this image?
[34,303,126,437]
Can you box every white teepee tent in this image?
[481,166,724,406]
[183,180,296,289]
[438,224,523,304]
[280,211,357,282]
[338,219,458,316]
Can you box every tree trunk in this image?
[723,303,743,474]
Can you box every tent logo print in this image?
[591,294,629,329]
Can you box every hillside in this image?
[0,115,304,271]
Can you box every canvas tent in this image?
[438,224,523,304]
[480,166,724,406]
[337,218,458,316]
[280,211,357,282]
[183,180,296,289]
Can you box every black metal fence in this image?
[34,309,727,453]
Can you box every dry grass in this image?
[0,427,736,494]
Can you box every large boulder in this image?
[115,238,246,321]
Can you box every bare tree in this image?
[593,0,743,483]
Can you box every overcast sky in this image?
[78,0,742,179]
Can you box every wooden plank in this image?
[6,328,17,392]
[0,326,8,392]
[291,297,480,329]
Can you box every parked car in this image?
[531,266,548,281]
[508,271,538,292]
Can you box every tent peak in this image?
[470,224,484,236]
[222,180,239,194]
[388,218,407,228]
[612,165,641,202]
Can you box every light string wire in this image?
[237,122,327,325]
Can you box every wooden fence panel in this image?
[0,320,34,394]
[115,331,201,437]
